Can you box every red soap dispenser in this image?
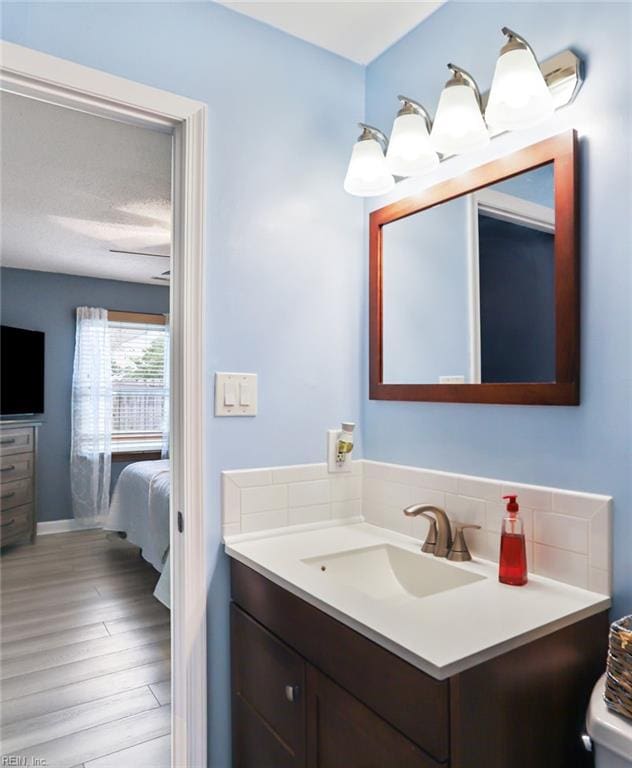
[499,495,528,586]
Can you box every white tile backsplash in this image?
[241,484,288,515]
[222,462,363,536]
[289,504,330,526]
[288,479,330,508]
[533,511,588,555]
[533,543,589,589]
[241,508,288,534]
[330,475,362,502]
[222,460,612,594]
[222,476,241,524]
[589,505,611,571]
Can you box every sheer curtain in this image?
[161,314,170,459]
[70,307,112,524]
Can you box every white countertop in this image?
[225,521,610,680]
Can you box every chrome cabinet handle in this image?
[284,684,300,703]
[0,438,16,445]
[0,465,16,472]
[1,491,15,500]
[1,519,15,528]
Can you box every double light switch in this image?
[215,372,258,416]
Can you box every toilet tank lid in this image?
[587,675,632,760]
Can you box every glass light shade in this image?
[430,84,490,156]
[386,113,439,177]
[343,138,394,197]
[485,48,554,131]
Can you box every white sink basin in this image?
[302,544,485,601]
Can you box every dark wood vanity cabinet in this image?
[231,560,608,768]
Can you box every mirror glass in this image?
[382,163,555,385]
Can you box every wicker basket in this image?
[605,615,632,721]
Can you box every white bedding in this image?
[105,459,170,608]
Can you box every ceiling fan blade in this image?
[109,248,171,258]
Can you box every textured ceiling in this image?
[217,0,445,64]
[0,91,172,285]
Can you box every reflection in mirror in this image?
[382,163,555,385]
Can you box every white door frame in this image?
[0,41,207,768]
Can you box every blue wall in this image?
[364,2,632,617]
[0,268,170,521]
[0,4,365,764]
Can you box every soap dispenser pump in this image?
[498,494,528,586]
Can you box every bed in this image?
[105,459,171,608]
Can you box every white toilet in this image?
[586,675,632,767]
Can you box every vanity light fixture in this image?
[385,96,439,178]
[430,64,490,156]
[343,123,394,197]
[485,27,555,131]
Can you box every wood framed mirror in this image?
[369,130,579,405]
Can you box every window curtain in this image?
[70,307,112,524]
[161,314,170,459]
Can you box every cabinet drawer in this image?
[0,454,33,483]
[0,504,33,547]
[0,428,34,456]
[0,478,33,511]
[232,604,306,766]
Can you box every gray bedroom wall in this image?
[0,267,169,522]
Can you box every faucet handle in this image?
[447,523,481,562]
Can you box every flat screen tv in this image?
[1,325,45,416]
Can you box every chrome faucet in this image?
[404,504,453,558]
[404,504,481,560]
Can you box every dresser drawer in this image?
[0,478,33,511]
[0,428,34,456]
[0,504,33,547]
[0,454,33,483]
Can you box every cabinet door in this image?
[306,666,444,768]
[232,604,306,768]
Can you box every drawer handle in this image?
[1,465,16,472]
[284,684,300,703]
[1,518,15,528]
[1,492,15,500]
[0,438,16,445]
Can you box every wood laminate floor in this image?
[0,530,171,767]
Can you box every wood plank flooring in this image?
[0,530,171,767]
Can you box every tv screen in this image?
[1,325,45,416]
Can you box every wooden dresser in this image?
[0,420,40,548]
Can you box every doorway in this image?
[0,40,207,767]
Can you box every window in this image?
[108,311,168,455]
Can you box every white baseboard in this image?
[37,519,101,535]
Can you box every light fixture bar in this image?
[540,49,583,108]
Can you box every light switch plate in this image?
[215,372,257,416]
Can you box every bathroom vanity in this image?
[228,524,609,768]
